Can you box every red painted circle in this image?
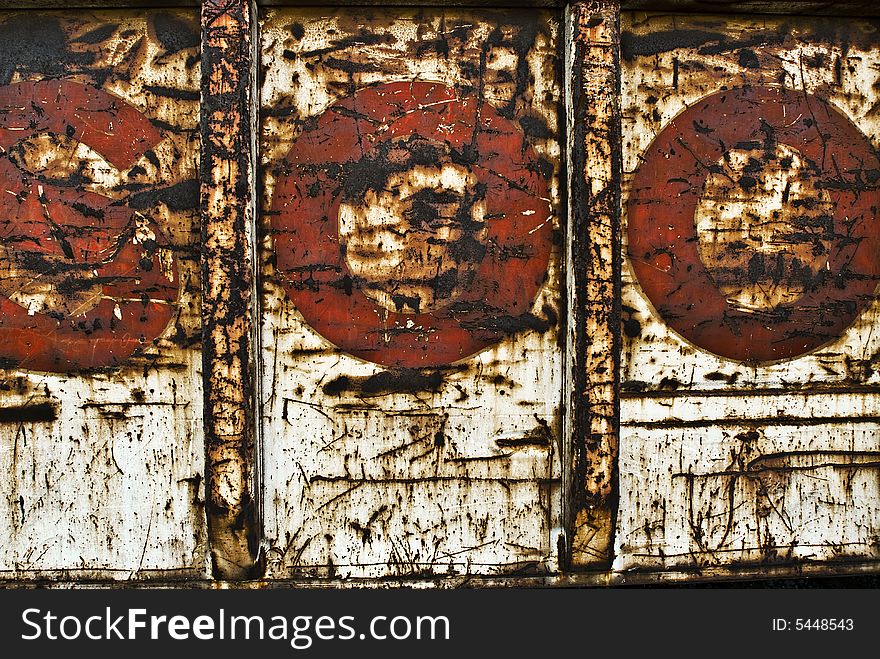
[627,86,880,362]
[0,80,178,372]
[271,81,553,367]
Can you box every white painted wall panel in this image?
[259,8,563,579]
[617,12,880,572]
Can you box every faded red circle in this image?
[0,80,178,372]
[271,81,553,367]
[627,86,880,362]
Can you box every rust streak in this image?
[567,1,621,568]
[200,0,259,579]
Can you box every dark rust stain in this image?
[0,402,57,423]
[627,415,880,429]
[496,426,551,448]
[323,369,445,397]
[746,450,880,474]
[621,25,796,61]
[129,179,200,212]
[72,24,119,46]
[153,12,200,56]
[0,14,93,86]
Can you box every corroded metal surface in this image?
[566,1,621,568]
[0,9,206,580]
[260,7,563,579]
[4,2,876,588]
[200,0,258,579]
[617,12,880,571]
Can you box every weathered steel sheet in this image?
[0,10,206,580]
[259,7,564,579]
[618,12,880,572]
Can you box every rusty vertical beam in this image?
[564,0,621,569]
[200,0,259,579]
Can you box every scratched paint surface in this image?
[618,13,880,570]
[0,11,206,580]
[260,8,563,578]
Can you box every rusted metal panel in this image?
[566,1,621,569]
[200,0,259,580]
[618,12,880,573]
[259,7,564,579]
[0,9,207,580]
